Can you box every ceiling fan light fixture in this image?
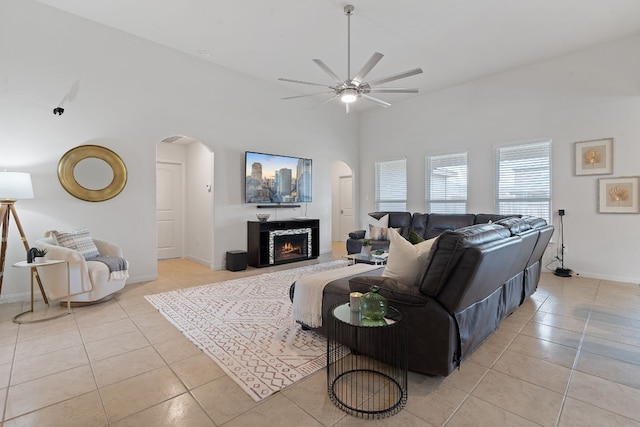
[340,88,358,103]
[279,4,422,112]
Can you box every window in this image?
[495,140,551,223]
[426,152,467,213]
[375,159,406,211]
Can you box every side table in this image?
[327,303,407,418]
[12,260,71,324]
[344,253,387,266]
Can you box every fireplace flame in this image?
[281,242,301,255]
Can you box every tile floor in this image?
[1,247,640,426]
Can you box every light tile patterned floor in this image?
[1,246,639,426]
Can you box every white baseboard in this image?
[567,270,639,285]
[0,291,43,304]
[126,274,158,285]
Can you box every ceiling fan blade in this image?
[366,68,423,86]
[282,91,335,100]
[361,94,391,108]
[352,52,384,84]
[311,95,339,110]
[312,59,343,85]
[368,88,420,93]
[278,78,330,87]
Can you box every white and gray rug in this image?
[145,260,349,401]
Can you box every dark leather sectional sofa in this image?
[346,212,515,254]
[293,212,554,376]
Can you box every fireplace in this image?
[274,234,308,263]
[269,228,313,265]
[247,219,319,268]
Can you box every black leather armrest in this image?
[348,230,366,239]
[349,276,428,306]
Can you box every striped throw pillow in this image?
[50,228,100,260]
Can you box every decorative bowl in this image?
[256,213,270,222]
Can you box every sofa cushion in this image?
[425,214,475,239]
[493,217,533,234]
[382,228,437,285]
[364,214,388,239]
[408,213,429,239]
[419,223,511,296]
[493,216,546,235]
[474,213,520,224]
[387,212,413,238]
[348,230,365,239]
[519,215,548,229]
[350,276,429,306]
[48,227,100,260]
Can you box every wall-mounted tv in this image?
[245,151,312,204]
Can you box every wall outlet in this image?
[558,209,565,216]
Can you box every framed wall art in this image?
[575,138,613,175]
[598,176,639,213]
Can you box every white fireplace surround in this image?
[269,228,313,265]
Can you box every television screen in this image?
[245,151,312,203]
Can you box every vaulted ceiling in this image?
[37,0,640,111]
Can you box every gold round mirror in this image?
[58,145,127,202]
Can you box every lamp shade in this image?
[0,171,34,200]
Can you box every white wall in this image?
[185,142,214,266]
[0,0,359,301]
[359,35,640,283]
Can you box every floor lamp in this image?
[0,171,48,303]
[553,209,572,277]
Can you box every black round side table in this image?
[327,303,408,418]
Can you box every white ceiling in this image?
[37,0,640,112]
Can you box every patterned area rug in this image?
[145,260,350,401]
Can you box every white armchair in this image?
[35,237,127,304]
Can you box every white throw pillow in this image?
[364,214,389,239]
[382,228,437,285]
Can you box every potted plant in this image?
[360,239,371,256]
[33,248,48,263]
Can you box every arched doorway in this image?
[156,136,215,267]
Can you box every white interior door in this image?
[156,162,184,259]
[338,175,353,241]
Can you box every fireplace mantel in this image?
[247,219,320,268]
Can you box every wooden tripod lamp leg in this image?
[8,204,48,305]
[0,204,9,296]
[0,202,48,305]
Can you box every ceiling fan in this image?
[279,4,423,113]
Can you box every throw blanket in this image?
[292,263,380,328]
[91,256,129,281]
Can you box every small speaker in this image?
[226,250,247,271]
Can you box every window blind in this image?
[426,152,467,213]
[495,140,551,223]
[375,159,407,211]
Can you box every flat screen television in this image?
[245,151,312,204]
